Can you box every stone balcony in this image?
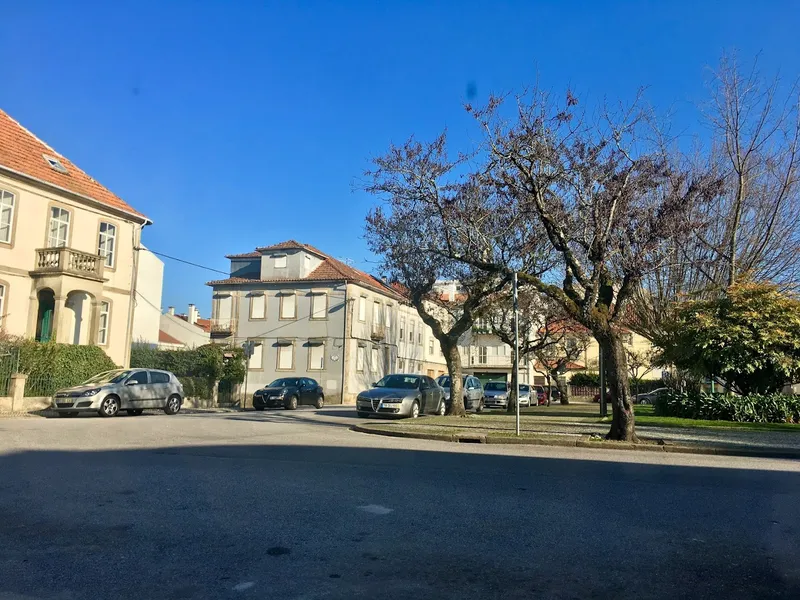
[32,247,105,282]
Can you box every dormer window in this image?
[274,254,287,268]
[43,154,68,174]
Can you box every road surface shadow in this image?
[0,444,798,600]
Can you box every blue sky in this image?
[2,1,799,316]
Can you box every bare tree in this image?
[364,135,512,416]
[426,89,715,441]
[534,326,592,405]
[633,55,800,342]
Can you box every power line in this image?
[137,247,229,275]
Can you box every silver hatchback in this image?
[52,369,184,418]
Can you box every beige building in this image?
[0,109,151,366]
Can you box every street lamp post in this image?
[513,272,520,436]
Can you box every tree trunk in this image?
[555,374,570,405]
[598,333,637,441]
[443,342,466,416]
[506,346,518,414]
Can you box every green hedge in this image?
[130,344,245,385]
[17,340,117,389]
[569,372,600,386]
[654,390,800,424]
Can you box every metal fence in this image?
[0,349,19,396]
[569,385,600,398]
[24,374,64,398]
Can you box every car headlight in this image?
[81,388,101,397]
[444,393,451,400]
[497,394,507,400]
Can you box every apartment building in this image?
[206,240,447,403]
[0,109,151,366]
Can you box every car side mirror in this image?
[125,380,137,386]
[371,382,378,387]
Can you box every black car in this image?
[253,377,324,410]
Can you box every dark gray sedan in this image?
[356,374,445,418]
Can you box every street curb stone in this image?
[350,424,800,459]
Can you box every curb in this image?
[349,425,800,459]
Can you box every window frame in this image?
[249,292,266,320]
[384,304,391,329]
[478,345,487,364]
[399,317,405,341]
[356,345,366,372]
[279,291,297,321]
[97,300,110,346]
[273,254,287,269]
[276,341,295,371]
[97,220,118,269]
[307,341,325,371]
[247,340,264,371]
[370,346,379,372]
[428,338,434,355]
[0,188,17,247]
[46,204,72,248]
[309,291,328,320]
[358,295,367,322]
[0,281,7,329]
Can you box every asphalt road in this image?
[1,407,799,600]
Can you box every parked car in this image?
[253,377,324,410]
[52,369,184,418]
[357,374,445,418]
[518,383,532,407]
[635,387,670,405]
[533,385,548,405]
[435,375,485,412]
[483,381,509,409]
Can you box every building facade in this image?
[207,241,448,403]
[131,245,164,346]
[0,109,150,366]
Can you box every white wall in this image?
[160,312,210,348]
[132,245,164,345]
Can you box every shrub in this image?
[130,344,245,382]
[654,389,800,424]
[570,372,600,386]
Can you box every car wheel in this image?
[286,395,298,410]
[410,400,420,419]
[98,395,120,418]
[438,399,447,416]
[476,399,484,413]
[126,409,144,416]
[315,395,325,409]
[164,394,182,415]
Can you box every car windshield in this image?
[436,376,451,387]
[519,384,530,392]
[484,382,507,391]
[374,375,420,389]
[82,370,131,385]
[268,378,299,387]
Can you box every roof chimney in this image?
[167,306,175,316]
[188,304,199,325]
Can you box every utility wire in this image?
[136,247,229,275]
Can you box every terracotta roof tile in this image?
[158,330,183,345]
[225,251,261,259]
[208,240,406,300]
[0,109,147,221]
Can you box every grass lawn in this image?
[462,403,800,433]
[628,405,800,432]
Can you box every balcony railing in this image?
[210,318,237,335]
[471,354,513,367]
[33,247,105,281]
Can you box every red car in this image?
[534,385,548,405]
